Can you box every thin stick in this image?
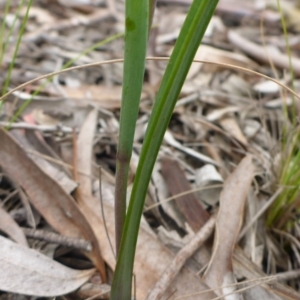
[144,183,223,212]
[1,57,300,103]
[22,228,92,251]
[145,216,216,300]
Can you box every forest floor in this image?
[1,0,300,299]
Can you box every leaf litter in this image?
[1,0,300,299]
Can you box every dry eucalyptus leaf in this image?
[0,206,28,247]
[0,128,106,280]
[195,164,223,207]
[164,130,217,165]
[206,106,240,122]
[11,130,77,194]
[77,108,98,197]
[204,155,254,299]
[188,44,255,79]
[219,117,248,145]
[253,80,280,94]
[161,157,210,232]
[0,235,94,297]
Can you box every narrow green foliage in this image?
[0,0,12,64]
[0,0,29,112]
[267,127,300,227]
[2,0,32,96]
[267,0,300,229]
[113,0,149,259]
[111,0,218,299]
[276,0,296,124]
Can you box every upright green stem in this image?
[111,1,218,299]
[114,0,149,255]
[2,0,31,96]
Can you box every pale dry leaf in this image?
[195,164,223,207]
[253,80,280,94]
[243,285,282,300]
[0,128,106,280]
[219,117,248,145]
[60,85,147,110]
[228,30,300,76]
[0,206,28,247]
[206,106,240,122]
[0,235,94,297]
[221,74,253,97]
[164,130,217,165]
[188,44,256,79]
[243,119,261,139]
[61,85,122,109]
[77,108,98,197]
[204,155,254,299]
[20,6,56,24]
[264,97,293,108]
[77,283,111,299]
[161,157,210,232]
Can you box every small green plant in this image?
[1,0,32,105]
[266,0,300,229]
[111,0,218,298]
[267,126,300,228]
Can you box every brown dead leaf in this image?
[204,155,254,298]
[219,117,248,145]
[0,206,28,247]
[11,130,77,194]
[0,128,106,281]
[160,157,210,232]
[0,235,94,297]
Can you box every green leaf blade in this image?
[112,0,218,299]
[111,0,149,298]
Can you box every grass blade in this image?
[2,0,33,96]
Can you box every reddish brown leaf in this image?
[161,157,210,232]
